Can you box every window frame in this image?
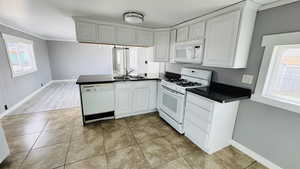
[252,32,300,114]
[2,33,37,78]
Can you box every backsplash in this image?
[165,63,257,91]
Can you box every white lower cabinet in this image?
[184,92,239,154]
[115,81,157,118]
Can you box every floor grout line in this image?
[17,119,50,169]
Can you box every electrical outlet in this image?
[242,74,254,84]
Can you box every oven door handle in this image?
[161,85,185,96]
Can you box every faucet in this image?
[125,68,135,77]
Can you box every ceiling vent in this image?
[123,11,144,24]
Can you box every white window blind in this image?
[2,34,37,77]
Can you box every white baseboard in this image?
[0,81,54,119]
[230,140,282,169]
[115,109,157,119]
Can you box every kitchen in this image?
[0,0,300,169]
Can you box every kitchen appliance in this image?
[175,40,204,64]
[0,124,9,163]
[80,83,115,124]
[158,68,212,134]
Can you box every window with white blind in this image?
[2,34,37,77]
[253,32,300,114]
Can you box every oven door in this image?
[159,85,185,123]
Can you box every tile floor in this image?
[0,107,268,169]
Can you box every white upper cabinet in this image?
[188,22,205,40]
[116,27,136,45]
[153,31,170,62]
[204,10,241,68]
[176,26,189,42]
[203,1,259,68]
[76,21,97,43]
[136,30,154,47]
[97,24,115,44]
[169,29,177,63]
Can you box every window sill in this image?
[251,94,300,114]
[12,69,37,78]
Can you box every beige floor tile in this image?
[65,155,107,169]
[154,158,192,169]
[44,119,73,133]
[100,119,128,132]
[214,146,255,169]
[184,150,228,169]
[165,133,198,156]
[131,124,166,143]
[3,122,46,138]
[247,162,269,169]
[21,143,68,169]
[66,134,105,164]
[107,146,150,169]
[125,113,160,128]
[71,124,103,143]
[139,137,179,168]
[103,128,136,153]
[33,129,72,148]
[7,133,39,154]
[0,152,27,169]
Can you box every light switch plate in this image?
[242,74,254,84]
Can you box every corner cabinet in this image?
[115,81,157,118]
[203,1,259,68]
[153,31,170,62]
[184,92,239,154]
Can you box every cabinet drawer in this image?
[185,104,211,132]
[187,93,213,112]
[185,122,208,149]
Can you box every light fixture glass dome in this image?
[123,12,144,24]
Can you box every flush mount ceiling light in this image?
[123,11,144,24]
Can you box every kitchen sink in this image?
[113,75,145,80]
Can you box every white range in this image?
[158,68,212,134]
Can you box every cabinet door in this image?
[116,27,136,45]
[132,86,150,112]
[76,21,97,42]
[98,25,115,44]
[136,30,154,46]
[115,84,133,115]
[153,31,170,62]
[176,26,189,42]
[203,10,241,68]
[169,29,177,63]
[189,22,205,40]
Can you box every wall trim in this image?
[230,140,283,169]
[0,81,54,118]
[259,0,300,11]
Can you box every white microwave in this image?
[175,40,204,64]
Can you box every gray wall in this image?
[233,3,300,169]
[0,24,52,113]
[47,41,113,80]
[167,2,300,169]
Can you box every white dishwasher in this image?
[80,83,115,124]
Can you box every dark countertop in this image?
[187,83,252,103]
[76,74,163,85]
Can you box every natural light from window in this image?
[3,34,37,77]
[263,44,300,105]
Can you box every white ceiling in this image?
[0,0,283,41]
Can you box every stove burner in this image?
[166,78,186,83]
[176,81,202,87]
